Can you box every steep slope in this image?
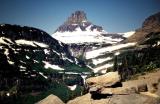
[0,24,91,104]
[0,24,90,73]
[84,12,160,74]
[126,12,160,43]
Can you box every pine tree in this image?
[113,56,118,71]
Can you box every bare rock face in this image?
[86,71,121,87]
[126,12,160,43]
[142,12,160,29]
[67,93,91,104]
[108,94,159,104]
[67,93,159,104]
[100,87,137,95]
[36,94,64,104]
[55,10,103,32]
[66,11,87,25]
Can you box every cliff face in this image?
[126,12,160,43]
[66,11,87,25]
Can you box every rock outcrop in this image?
[67,93,159,104]
[36,94,64,104]
[67,70,160,104]
[86,71,121,87]
[66,11,87,25]
[36,70,160,104]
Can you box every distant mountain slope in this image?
[0,24,90,72]
[84,12,160,73]
[0,24,91,95]
[126,12,160,43]
[52,11,124,44]
[52,11,126,58]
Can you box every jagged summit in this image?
[126,12,160,43]
[65,11,88,25]
[55,10,103,32]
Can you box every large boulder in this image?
[108,94,159,104]
[67,93,159,104]
[67,93,92,104]
[86,71,121,87]
[100,87,137,95]
[67,70,160,104]
[36,94,64,104]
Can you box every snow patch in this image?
[8,60,14,65]
[58,41,63,47]
[31,74,36,77]
[114,52,120,56]
[0,46,3,49]
[81,74,87,87]
[20,60,26,64]
[52,50,61,56]
[15,39,48,48]
[65,72,78,75]
[86,43,136,59]
[16,39,36,47]
[4,48,14,64]
[34,42,48,48]
[67,85,77,91]
[44,49,50,54]
[26,55,30,59]
[43,61,64,70]
[75,58,78,65]
[86,65,94,69]
[93,63,113,73]
[119,31,135,38]
[33,59,39,63]
[19,65,26,69]
[92,57,112,65]
[39,72,48,79]
[61,53,73,63]
[0,37,13,45]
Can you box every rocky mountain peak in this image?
[125,12,160,43]
[65,11,88,25]
[54,10,104,32]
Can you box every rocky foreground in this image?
[37,69,160,104]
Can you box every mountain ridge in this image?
[126,12,160,43]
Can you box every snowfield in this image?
[86,42,136,59]
[52,26,122,44]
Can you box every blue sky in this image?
[0,0,160,34]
